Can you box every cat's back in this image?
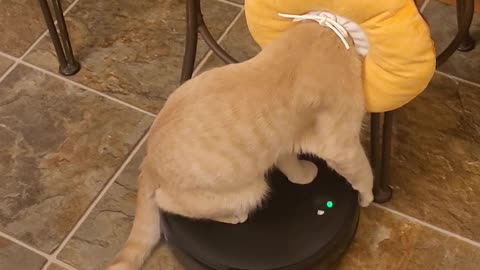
[145,61,293,179]
[150,61,281,136]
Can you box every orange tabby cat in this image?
[108,22,373,270]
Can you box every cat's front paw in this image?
[358,191,374,207]
[290,160,318,185]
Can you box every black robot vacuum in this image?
[160,156,359,270]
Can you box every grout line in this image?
[214,0,244,9]
[0,52,157,119]
[21,31,49,60]
[0,51,17,62]
[50,260,80,270]
[0,230,52,260]
[20,60,157,117]
[373,203,480,248]
[0,0,157,119]
[435,70,480,89]
[0,60,19,82]
[193,8,244,76]
[214,8,244,47]
[51,133,149,257]
[42,260,79,270]
[41,262,51,270]
[420,0,431,12]
[193,50,215,76]
[0,230,79,270]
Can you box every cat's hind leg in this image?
[276,153,318,184]
[156,176,268,224]
[209,178,268,224]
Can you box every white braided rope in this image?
[278,11,369,56]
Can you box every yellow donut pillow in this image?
[245,0,436,112]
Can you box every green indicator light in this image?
[326,201,334,208]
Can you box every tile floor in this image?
[0,0,479,269]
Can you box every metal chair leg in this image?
[38,0,80,76]
[456,0,476,52]
[370,113,382,195]
[458,34,476,52]
[371,112,394,203]
[437,0,475,65]
[377,111,394,203]
[199,23,237,64]
[181,0,237,84]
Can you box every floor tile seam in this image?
[19,60,158,117]
[0,230,79,270]
[0,230,52,261]
[214,0,244,9]
[0,0,159,120]
[41,259,80,270]
[49,133,149,259]
[435,70,480,89]
[193,7,244,76]
[10,0,159,119]
[421,0,432,12]
[373,203,480,249]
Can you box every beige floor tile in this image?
[0,65,153,253]
[0,236,47,270]
[335,207,480,270]
[25,0,241,113]
[47,263,68,270]
[227,0,244,5]
[0,55,14,76]
[58,147,184,270]
[384,73,480,242]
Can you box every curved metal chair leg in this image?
[38,0,80,76]
[181,0,237,83]
[199,24,237,64]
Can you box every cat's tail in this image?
[107,174,160,270]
